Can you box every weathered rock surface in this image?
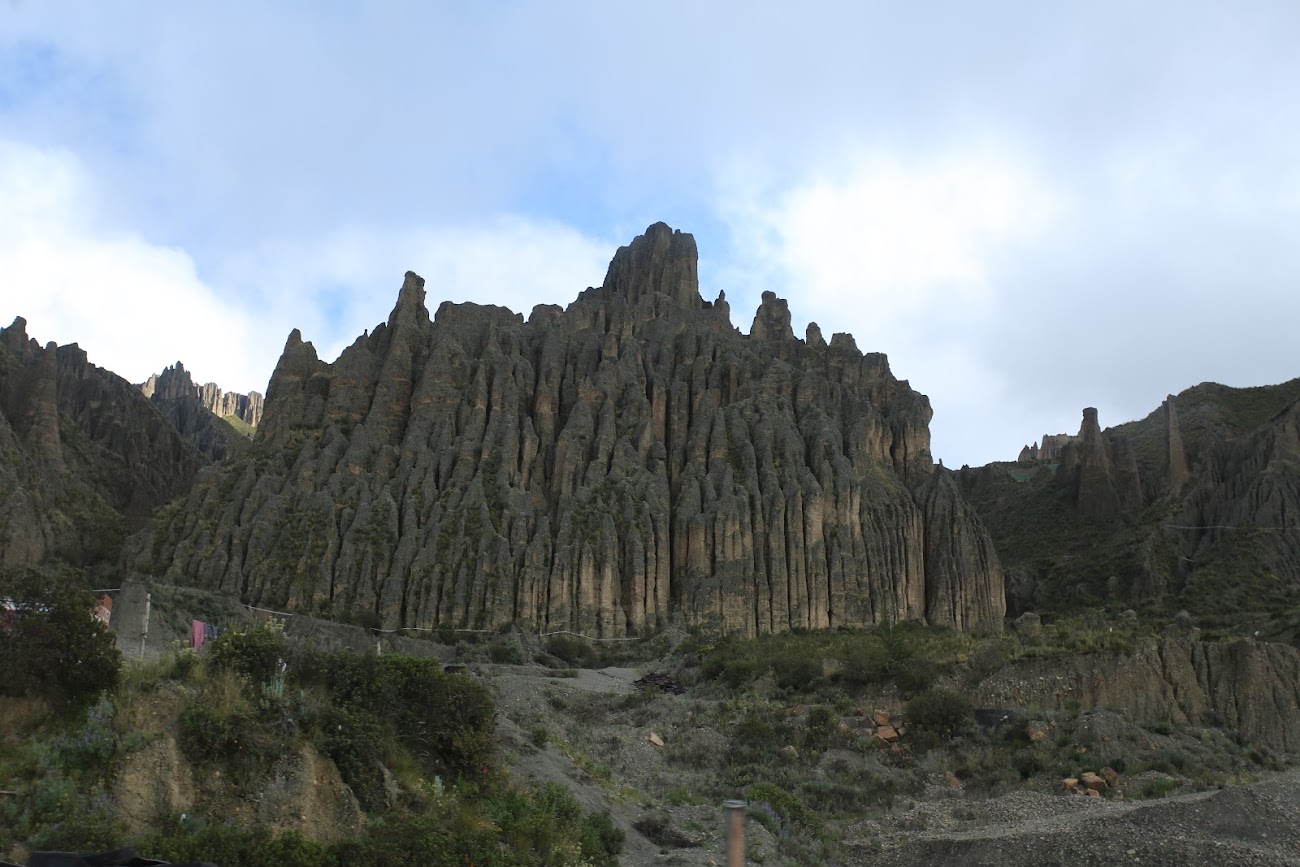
[131,223,1005,637]
[141,365,264,431]
[140,362,254,462]
[0,317,206,567]
[975,637,1300,751]
[1072,407,1126,521]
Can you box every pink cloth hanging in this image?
[191,619,206,650]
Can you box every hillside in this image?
[0,318,207,572]
[962,382,1300,644]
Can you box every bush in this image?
[545,634,600,668]
[206,621,289,683]
[489,643,523,664]
[890,656,939,696]
[25,777,124,853]
[140,820,330,867]
[905,687,973,740]
[803,705,838,754]
[0,566,121,708]
[304,652,496,785]
[744,782,821,833]
[578,810,624,866]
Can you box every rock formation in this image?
[0,318,206,567]
[131,223,1005,637]
[139,362,254,462]
[140,362,264,449]
[976,637,1300,752]
[1017,433,1078,463]
[1057,407,1142,522]
[964,379,1300,639]
[199,383,264,429]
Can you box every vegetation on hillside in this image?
[0,623,624,867]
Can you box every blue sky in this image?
[3,1,1300,466]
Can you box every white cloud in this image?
[0,139,267,391]
[213,218,613,370]
[716,147,1064,464]
[0,140,613,397]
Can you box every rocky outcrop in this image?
[1056,408,1142,522]
[0,318,206,567]
[199,382,264,429]
[918,469,1005,631]
[139,363,263,463]
[141,367,264,430]
[140,363,239,462]
[1017,433,1078,463]
[132,223,1004,637]
[975,638,1300,752]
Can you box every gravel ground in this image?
[483,661,1300,867]
[848,769,1300,866]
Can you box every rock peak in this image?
[750,291,794,341]
[395,271,427,314]
[601,222,700,310]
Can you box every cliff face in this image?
[976,638,1300,752]
[141,367,264,430]
[0,318,207,568]
[133,223,1005,637]
[140,363,241,462]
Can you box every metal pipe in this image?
[724,799,746,867]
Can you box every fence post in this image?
[724,800,746,867]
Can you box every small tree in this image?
[0,566,121,707]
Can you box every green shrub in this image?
[1139,777,1180,799]
[25,778,124,853]
[578,810,624,866]
[206,622,289,683]
[305,652,496,785]
[140,820,330,867]
[0,566,121,708]
[744,782,821,833]
[905,688,973,740]
[319,706,385,810]
[47,695,130,781]
[489,643,523,664]
[727,710,791,766]
[803,705,837,753]
[545,634,600,668]
[890,656,939,696]
[838,637,891,685]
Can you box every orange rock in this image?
[1101,767,1120,787]
[875,725,899,742]
[872,710,891,727]
[647,732,664,747]
[1062,777,1079,791]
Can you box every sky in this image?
[2,2,1299,467]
